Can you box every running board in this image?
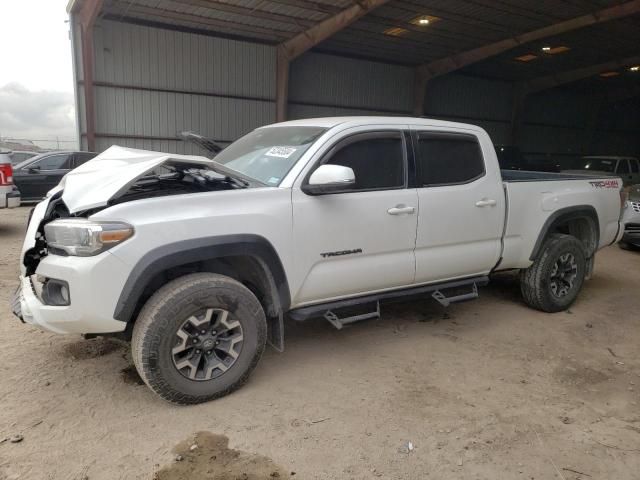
[288,276,489,322]
[324,302,380,330]
[431,283,478,307]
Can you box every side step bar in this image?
[431,283,478,307]
[289,276,488,326]
[324,302,380,330]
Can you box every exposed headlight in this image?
[44,219,134,257]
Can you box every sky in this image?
[0,0,77,146]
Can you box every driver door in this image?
[291,129,418,306]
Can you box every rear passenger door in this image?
[411,129,505,284]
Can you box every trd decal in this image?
[321,248,363,258]
[589,180,619,189]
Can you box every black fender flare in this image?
[529,205,600,261]
[113,234,291,323]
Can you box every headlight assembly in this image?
[44,219,134,257]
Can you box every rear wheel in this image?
[132,273,267,405]
[520,234,587,313]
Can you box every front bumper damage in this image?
[12,195,133,334]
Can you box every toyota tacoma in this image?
[11,117,625,404]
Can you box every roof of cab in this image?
[263,116,482,132]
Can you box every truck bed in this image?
[499,170,623,271]
[501,170,609,182]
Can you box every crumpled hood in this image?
[59,145,213,213]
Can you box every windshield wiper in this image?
[178,131,224,156]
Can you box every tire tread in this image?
[131,273,266,405]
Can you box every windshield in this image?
[213,126,327,185]
[579,157,617,172]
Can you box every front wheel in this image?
[131,273,267,405]
[520,234,587,313]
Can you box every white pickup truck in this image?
[12,117,624,404]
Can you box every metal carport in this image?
[67,0,640,164]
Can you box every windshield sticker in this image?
[265,146,297,158]
[267,177,280,185]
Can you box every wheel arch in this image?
[529,206,600,262]
[113,235,290,349]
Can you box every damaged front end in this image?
[21,146,255,276]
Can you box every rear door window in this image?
[416,132,485,186]
[72,152,97,168]
[29,153,72,171]
[630,159,639,174]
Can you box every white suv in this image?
[0,150,21,209]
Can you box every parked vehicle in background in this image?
[8,151,39,165]
[12,151,97,202]
[564,156,640,187]
[12,117,624,404]
[620,184,640,250]
[0,150,21,209]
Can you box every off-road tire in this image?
[131,273,267,405]
[520,233,587,313]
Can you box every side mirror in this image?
[302,164,355,195]
[28,165,41,173]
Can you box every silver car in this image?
[621,185,640,249]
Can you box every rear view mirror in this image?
[302,164,355,195]
[28,166,41,174]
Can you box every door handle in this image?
[475,198,497,208]
[387,205,416,215]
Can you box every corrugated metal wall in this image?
[79,19,275,153]
[424,74,513,144]
[425,74,639,160]
[288,52,414,118]
[74,18,638,159]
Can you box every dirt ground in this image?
[1,206,639,480]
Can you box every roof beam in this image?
[278,0,392,61]
[413,0,640,115]
[421,0,640,78]
[525,55,640,93]
[276,0,391,121]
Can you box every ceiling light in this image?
[630,66,640,72]
[541,46,570,55]
[410,15,440,26]
[515,53,538,62]
[600,71,620,78]
[384,27,409,36]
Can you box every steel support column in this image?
[76,0,103,151]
